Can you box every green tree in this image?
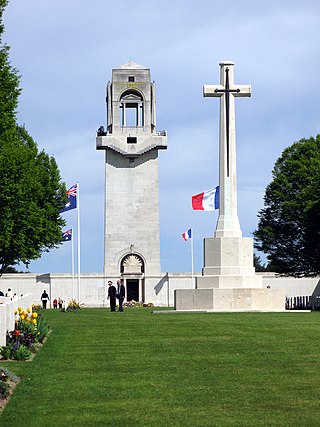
[253,253,268,272]
[0,0,20,136]
[0,0,66,274]
[254,135,320,277]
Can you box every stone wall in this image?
[0,272,319,310]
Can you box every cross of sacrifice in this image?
[203,61,251,237]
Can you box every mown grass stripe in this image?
[0,309,319,426]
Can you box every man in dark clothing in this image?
[41,290,50,309]
[117,279,125,312]
[107,281,116,312]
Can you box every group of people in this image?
[40,290,63,309]
[53,297,64,309]
[107,279,125,312]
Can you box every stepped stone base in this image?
[174,236,285,311]
[197,274,262,289]
[174,288,285,311]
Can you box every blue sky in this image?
[3,0,320,274]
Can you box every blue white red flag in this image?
[192,186,219,211]
[60,184,77,213]
[182,228,192,241]
[62,229,72,242]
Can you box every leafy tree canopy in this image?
[254,253,269,273]
[0,0,21,135]
[254,135,320,277]
[0,0,66,274]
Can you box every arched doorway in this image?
[120,253,145,302]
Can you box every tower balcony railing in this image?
[97,126,167,138]
[156,130,167,136]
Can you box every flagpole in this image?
[191,228,194,282]
[71,227,75,300]
[77,181,81,303]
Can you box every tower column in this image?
[137,103,142,126]
[122,103,126,127]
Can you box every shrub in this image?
[0,368,20,400]
[0,345,13,360]
[36,317,50,343]
[0,380,9,399]
[11,344,31,361]
[7,324,36,348]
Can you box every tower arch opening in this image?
[119,90,144,127]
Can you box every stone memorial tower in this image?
[96,61,167,301]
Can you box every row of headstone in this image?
[0,293,33,346]
[286,295,320,311]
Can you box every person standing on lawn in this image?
[107,281,117,312]
[117,279,125,312]
[41,290,50,309]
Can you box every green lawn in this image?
[1,308,320,426]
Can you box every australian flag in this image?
[60,184,77,213]
[62,229,72,242]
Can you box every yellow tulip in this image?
[26,317,30,323]
[32,319,37,325]
[20,315,25,320]
[32,312,38,319]
[18,307,22,312]
[27,307,31,313]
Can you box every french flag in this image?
[192,186,219,211]
[182,228,192,241]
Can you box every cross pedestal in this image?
[197,236,262,289]
[174,61,285,311]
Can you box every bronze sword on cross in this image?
[203,63,251,178]
[213,68,239,176]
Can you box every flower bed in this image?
[61,300,83,313]
[0,306,50,361]
[123,300,154,308]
